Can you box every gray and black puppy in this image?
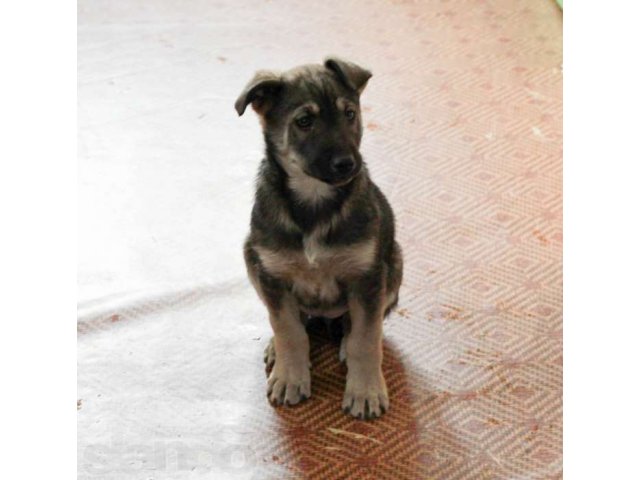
[235,57,403,419]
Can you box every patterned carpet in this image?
[78,0,562,478]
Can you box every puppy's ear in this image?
[234,70,283,116]
[324,57,372,94]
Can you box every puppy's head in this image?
[235,57,372,186]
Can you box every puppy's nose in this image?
[330,156,355,176]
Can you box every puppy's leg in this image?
[384,241,403,316]
[266,293,311,406]
[342,274,388,419]
[245,245,311,406]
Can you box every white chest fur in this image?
[255,230,377,306]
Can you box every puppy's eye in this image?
[345,108,356,121]
[295,115,314,130]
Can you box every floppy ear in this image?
[234,70,283,116]
[324,57,372,94]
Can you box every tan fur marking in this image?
[255,236,376,281]
[274,207,299,232]
[336,97,355,111]
[288,172,336,206]
[294,102,320,115]
[255,235,377,316]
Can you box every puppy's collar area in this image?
[267,149,339,208]
[288,173,337,207]
[261,149,364,235]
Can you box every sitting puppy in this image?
[235,57,403,419]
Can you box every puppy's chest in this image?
[256,232,376,304]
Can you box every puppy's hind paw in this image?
[263,337,276,371]
[339,336,347,363]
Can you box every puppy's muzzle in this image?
[327,154,360,184]
[331,155,355,176]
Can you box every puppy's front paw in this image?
[342,369,389,419]
[267,361,311,406]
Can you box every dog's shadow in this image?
[265,320,468,478]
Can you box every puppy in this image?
[235,57,403,419]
